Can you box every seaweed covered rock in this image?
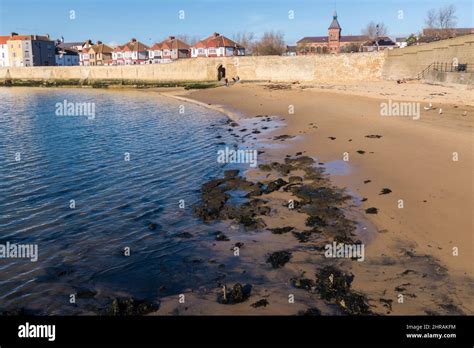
[267,250,292,268]
[103,297,160,316]
[268,226,294,234]
[218,283,252,304]
[290,277,315,291]
[265,178,288,193]
[298,307,321,316]
[315,266,354,301]
[224,169,240,178]
[284,156,315,167]
[315,266,371,315]
[293,185,350,205]
[251,299,269,308]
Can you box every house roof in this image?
[158,36,190,50]
[193,33,242,49]
[297,36,328,44]
[150,43,162,50]
[90,43,114,54]
[328,11,341,30]
[0,36,9,44]
[58,42,83,50]
[7,34,51,41]
[115,39,149,52]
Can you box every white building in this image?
[0,36,10,67]
[396,37,408,48]
[191,33,245,58]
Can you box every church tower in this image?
[328,11,341,53]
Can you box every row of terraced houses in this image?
[0,32,245,67]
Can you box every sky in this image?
[0,0,472,45]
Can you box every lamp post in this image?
[376,24,380,51]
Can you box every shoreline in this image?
[0,83,471,315]
[168,81,473,315]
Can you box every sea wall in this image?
[0,52,384,85]
[382,34,474,80]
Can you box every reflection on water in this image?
[320,160,352,176]
[0,88,241,314]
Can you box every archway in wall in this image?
[217,64,226,81]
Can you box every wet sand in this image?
[158,81,473,315]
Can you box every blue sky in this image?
[0,0,472,45]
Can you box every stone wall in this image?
[383,34,474,80]
[0,52,384,84]
[2,37,473,85]
[425,70,474,84]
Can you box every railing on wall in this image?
[417,61,473,79]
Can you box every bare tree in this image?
[362,21,388,40]
[424,4,457,39]
[425,8,438,28]
[232,32,255,55]
[425,4,457,29]
[438,4,457,29]
[253,31,286,56]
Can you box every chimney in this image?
[213,32,220,37]
[169,36,175,40]
[10,32,18,38]
[131,38,137,42]
[97,40,102,45]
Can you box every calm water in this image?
[0,88,241,314]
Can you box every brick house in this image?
[87,41,114,65]
[297,12,376,54]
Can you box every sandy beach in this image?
[159,80,474,315]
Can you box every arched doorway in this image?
[217,65,226,81]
